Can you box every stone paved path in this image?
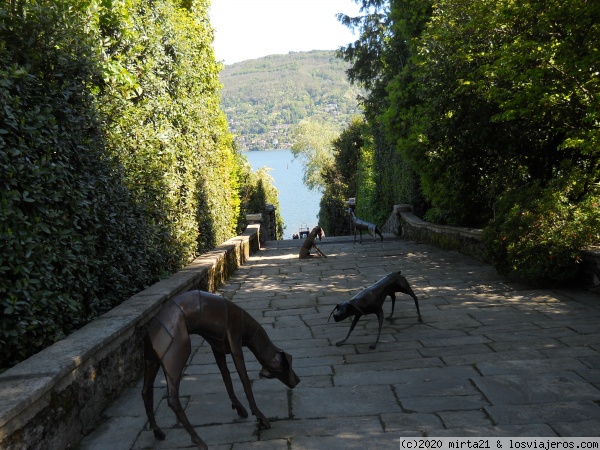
[78,236,600,450]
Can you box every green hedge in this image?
[0,0,267,371]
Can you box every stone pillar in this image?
[246,213,265,244]
[393,204,412,237]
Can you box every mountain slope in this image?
[219,50,363,150]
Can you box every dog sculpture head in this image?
[259,350,300,388]
[311,226,325,241]
[328,301,361,323]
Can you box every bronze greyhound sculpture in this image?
[299,225,327,258]
[142,290,300,449]
[347,208,383,243]
[329,271,421,349]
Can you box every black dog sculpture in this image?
[329,271,421,349]
[299,225,327,258]
[347,208,383,243]
[142,290,300,450]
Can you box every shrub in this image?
[237,161,284,239]
[484,178,600,284]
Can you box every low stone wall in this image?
[580,249,600,291]
[0,225,260,450]
[386,204,487,262]
[385,204,600,289]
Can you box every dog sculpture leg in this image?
[368,228,376,242]
[313,245,327,258]
[413,296,422,322]
[371,309,384,349]
[387,293,396,321]
[162,335,209,449]
[398,280,422,322]
[335,314,362,347]
[212,348,248,418]
[141,336,166,441]
[355,226,364,243]
[230,348,270,428]
[143,314,207,450]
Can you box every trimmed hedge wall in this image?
[0,0,271,370]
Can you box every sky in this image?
[209,0,362,65]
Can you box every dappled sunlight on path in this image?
[80,235,600,450]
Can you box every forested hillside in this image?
[219,50,363,150]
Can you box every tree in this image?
[336,0,431,224]
[384,0,600,226]
[290,119,339,192]
[340,0,600,281]
[237,161,285,240]
[318,117,365,235]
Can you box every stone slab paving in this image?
[78,236,600,449]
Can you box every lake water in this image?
[245,149,322,239]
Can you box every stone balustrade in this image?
[383,204,600,290]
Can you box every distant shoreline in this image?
[243,148,282,152]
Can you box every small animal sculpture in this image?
[299,225,327,258]
[347,208,383,243]
[328,271,421,349]
[142,290,300,450]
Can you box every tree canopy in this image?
[331,0,599,282]
[290,119,340,192]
